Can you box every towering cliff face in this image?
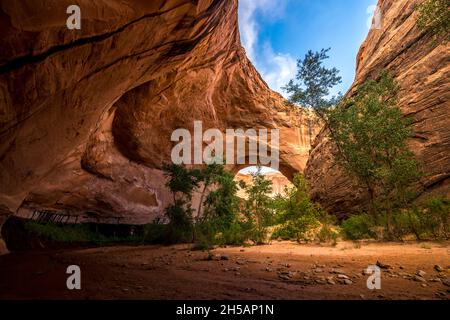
[305,0,450,217]
[0,0,317,248]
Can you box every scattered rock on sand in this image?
[413,275,427,283]
[417,270,426,277]
[331,268,345,274]
[376,261,392,269]
[279,274,291,281]
[434,265,444,272]
[443,278,450,287]
[337,274,350,280]
[343,279,353,285]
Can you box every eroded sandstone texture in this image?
[0,0,316,243]
[305,0,450,217]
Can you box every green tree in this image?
[272,174,336,243]
[203,169,240,228]
[195,167,241,249]
[284,48,342,120]
[163,164,201,242]
[416,0,450,41]
[241,167,274,244]
[327,72,421,237]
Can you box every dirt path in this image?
[0,241,449,300]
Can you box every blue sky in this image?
[238,0,377,97]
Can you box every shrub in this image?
[271,174,337,243]
[317,224,339,245]
[341,197,450,241]
[418,197,449,239]
[415,0,450,41]
[341,214,375,240]
[164,202,193,244]
[142,224,170,244]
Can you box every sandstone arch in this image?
[0,0,317,236]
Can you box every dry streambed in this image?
[0,241,448,300]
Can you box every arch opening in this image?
[234,166,294,199]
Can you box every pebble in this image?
[413,275,427,283]
[417,270,426,277]
[314,268,324,273]
[337,274,350,280]
[376,261,392,269]
[331,268,346,274]
[443,278,450,287]
[434,265,444,272]
[343,279,353,285]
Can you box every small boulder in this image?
[376,261,392,269]
[417,270,426,277]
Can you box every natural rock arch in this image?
[0,0,317,233]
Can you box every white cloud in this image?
[238,0,296,96]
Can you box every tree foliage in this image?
[416,0,450,41]
[241,167,274,244]
[272,174,337,243]
[284,48,342,119]
[327,71,421,216]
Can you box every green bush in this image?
[23,221,147,245]
[220,220,252,246]
[142,224,171,244]
[416,0,450,41]
[317,224,338,245]
[341,214,375,240]
[271,174,337,243]
[24,221,100,243]
[341,198,450,241]
[164,202,193,244]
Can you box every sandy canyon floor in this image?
[0,241,449,300]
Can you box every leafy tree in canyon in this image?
[163,164,202,242]
[327,72,421,237]
[241,167,274,244]
[163,163,242,247]
[416,0,450,41]
[272,174,337,243]
[195,165,242,249]
[284,48,342,120]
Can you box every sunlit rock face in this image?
[305,0,450,217]
[0,0,317,228]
